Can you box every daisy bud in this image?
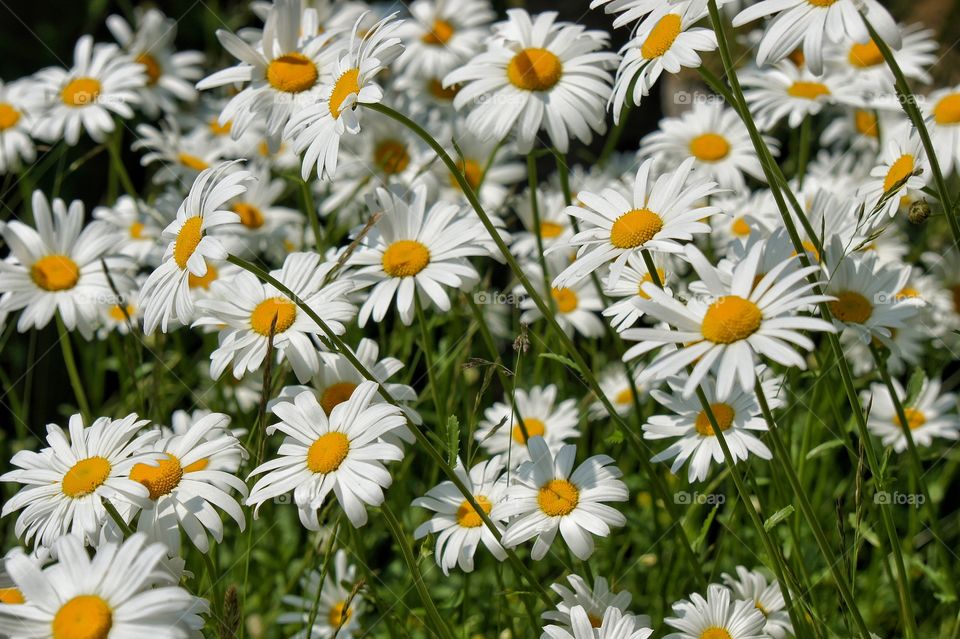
[908,199,931,224]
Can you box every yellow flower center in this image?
[637,269,665,299]
[701,295,762,343]
[250,297,297,336]
[0,587,24,604]
[883,154,914,194]
[374,139,411,175]
[695,402,735,436]
[551,287,579,313]
[267,52,319,93]
[787,81,830,100]
[178,152,209,171]
[184,458,209,472]
[108,304,135,322]
[507,48,563,92]
[934,93,960,125]
[328,600,352,627]
[382,240,430,277]
[700,629,733,639]
[539,221,564,238]
[188,261,218,289]
[129,221,145,239]
[511,417,546,445]
[52,595,112,639]
[61,77,101,107]
[129,453,183,500]
[428,78,459,101]
[136,52,162,85]
[329,68,361,118]
[62,456,111,498]
[641,13,682,59]
[174,216,203,270]
[897,286,920,299]
[854,109,879,138]
[829,290,873,324]
[610,208,663,249]
[233,202,265,229]
[320,381,358,415]
[31,255,80,291]
[731,216,751,237]
[848,40,883,68]
[894,407,926,430]
[421,19,455,45]
[450,158,483,191]
[209,118,232,136]
[306,432,350,474]
[537,479,579,516]
[455,494,492,528]
[0,102,21,130]
[689,133,730,162]
[615,387,634,405]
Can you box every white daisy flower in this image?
[0,191,126,338]
[741,61,850,130]
[119,413,248,555]
[864,377,960,453]
[133,117,224,186]
[732,0,900,76]
[663,583,767,639]
[551,158,720,289]
[395,0,495,79]
[92,195,162,262]
[444,9,618,153]
[474,385,580,468]
[590,0,714,30]
[0,79,40,174]
[510,187,576,268]
[825,24,937,88]
[434,128,526,212]
[644,372,780,482]
[519,263,606,338]
[925,84,960,176]
[857,132,928,220]
[349,183,488,326]
[588,365,650,420]
[721,566,793,639]
[543,605,654,639]
[602,251,675,331]
[0,534,207,638]
[624,242,834,399]
[166,408,247,472]
[197,0,342,146]
[97,284,141,338]
[495,436,628,560]
[139,161,250,334]
[106,8,205,118]
[639,101,770,191]
[285,13,404,180]
[708,190,781,254]
[611,9,717,118]
[412,456,509,574]
[247,382,407,528]
[0,412,158,549]
[195,252,355,383]
[32,35,145,145]
[216,164,304,256]
[279,549,363,639]
[543,574,644,631]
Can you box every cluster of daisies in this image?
[1,0,959,636]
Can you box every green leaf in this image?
[806,439,844,460]
[604,429,625,446]
[764,506,795,531]
[538,352,580,373]
[905,367,926,406]
[446,415,460,467]
[692,503,720,552]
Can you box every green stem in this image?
[103,500,133,537]
[301,178,324,251]
[415,294,445,425]
[797,115,812,187]
[57,314,91,422]
[106,126,139,202]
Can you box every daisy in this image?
[195,252,356,383]
[285,13,404,180]
[857,133,928,220]
[663,583,767,639]
[349,183,489,326]
[0,534,207,638]
[721,566,794,639]
[819,107,904,153]
[434,128,526,212]
[644,372,780,482]
[825,24,937,88]
[495,436,628,560]
[510,187,576,268]
[197,0,341,147]
[822,237,919,344]
[602,252,675,331]
[92,195,162,262]
[639,101,770,191]
[590,0,715,30]
[708,190,781,254]
[139,161,250,334]
[247,382,407,528]
[925,84,960,176]
[278,549,363,639]
[395,0,495,79]
[412,456,509,574]
[32,35,145,145]
[97,282,141,338]
[0,79,40,174]
[444,9,618,153]
[551,158,720,289]
[106,8,205,118]
[741,61,850,130]
[623,242,834,399]
[732,0,900,76]
[0,412,158,549]
[588,365,650,420]
[0,190,127,338]
[164,408,247,474]
[543,605,654,639]
[864,377,960,453]
[474,385,580,468]
[133,117,225,186]
[543,574,642,631]
[610,9,717,118]
[518,263,606,338]
[119,412,248,555]
[216,164,304,256]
